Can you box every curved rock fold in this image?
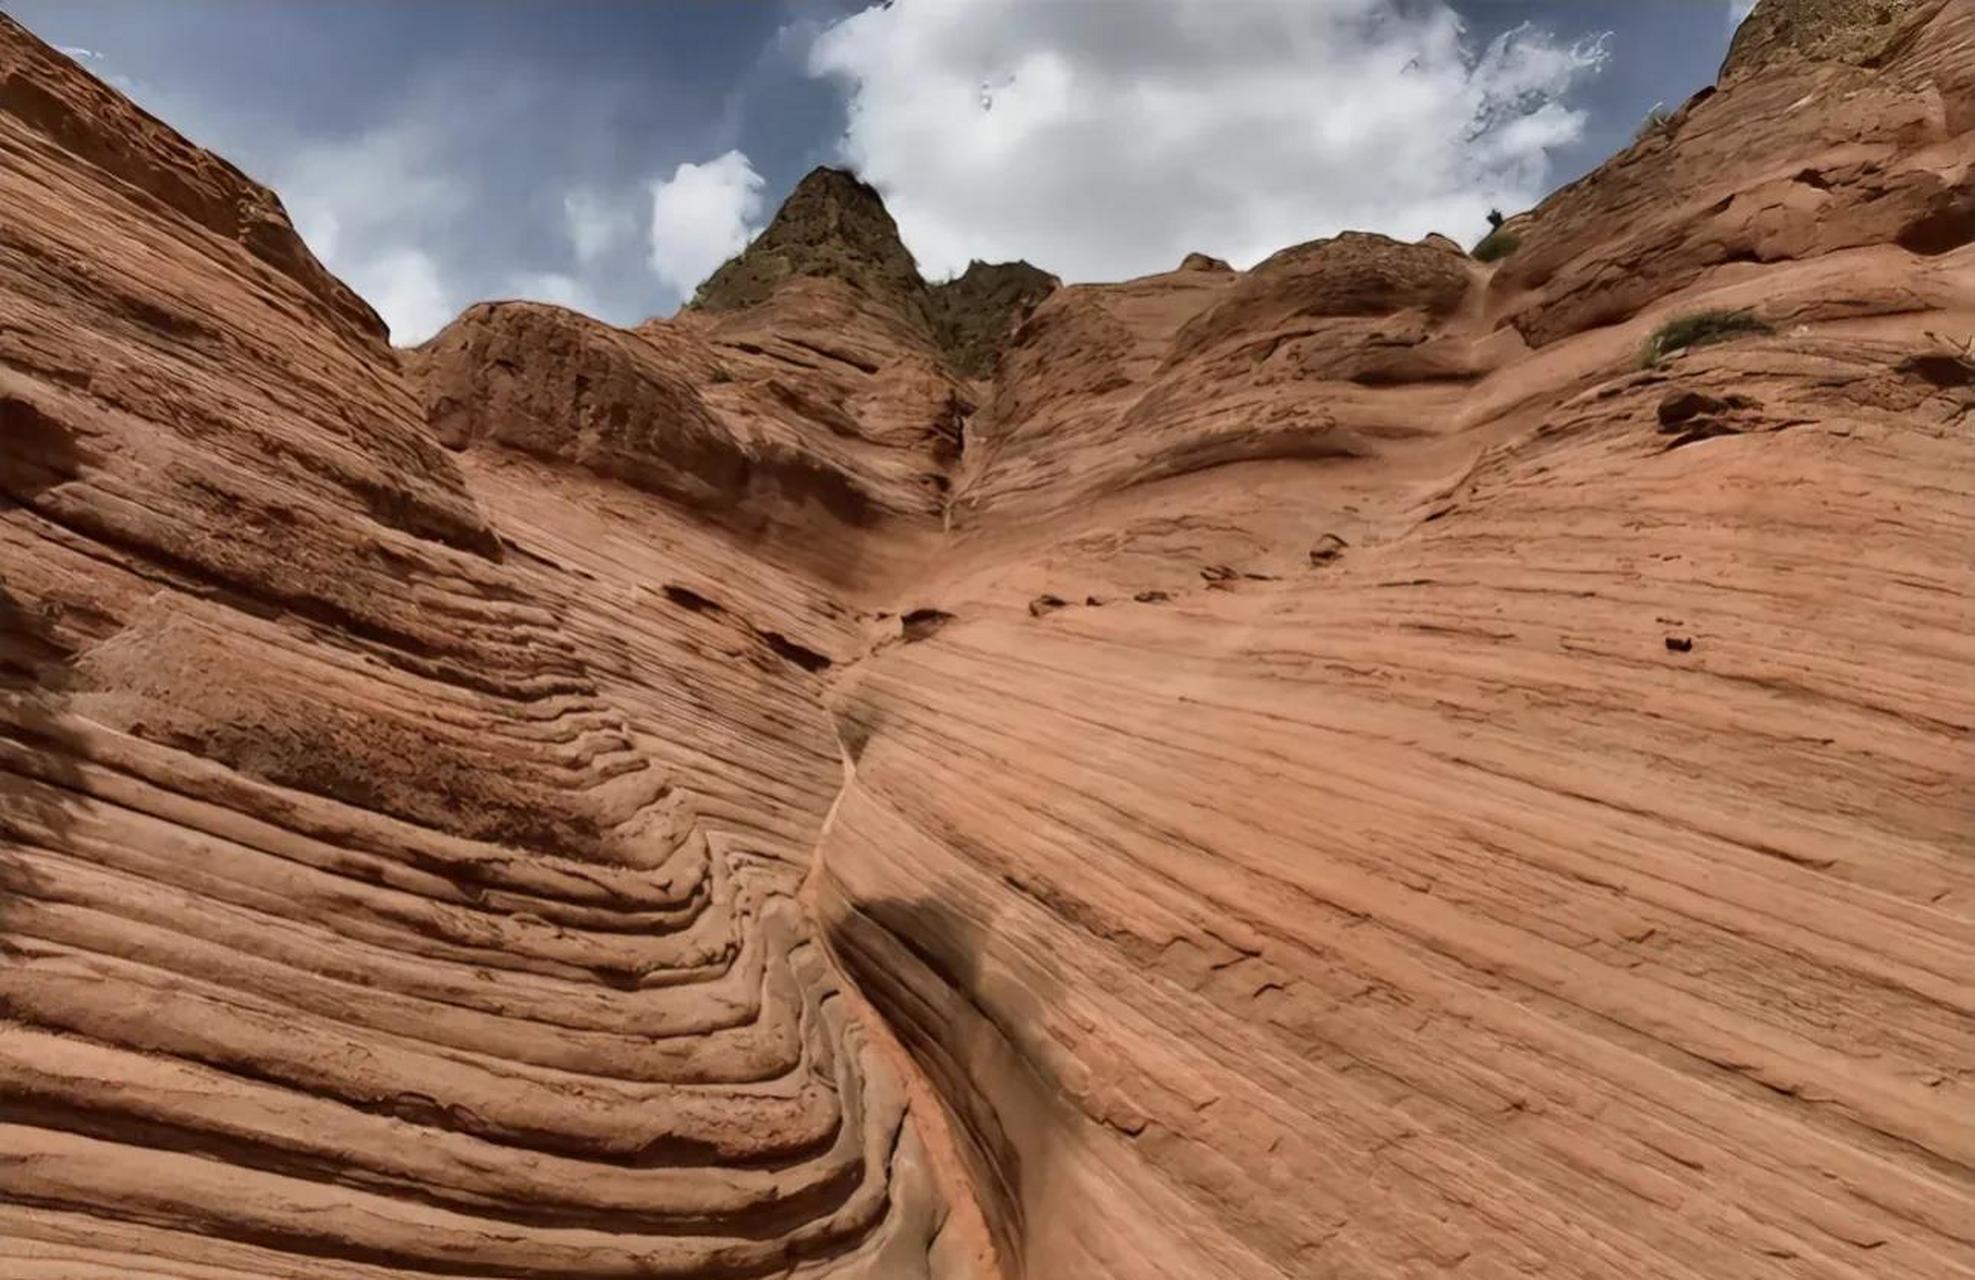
[1,3,1970,1277]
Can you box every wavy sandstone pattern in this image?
[1,3,1971,1278]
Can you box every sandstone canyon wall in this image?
[1,3,1971,1278]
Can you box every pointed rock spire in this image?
[688,166,1057,377]
[687,166,929,321]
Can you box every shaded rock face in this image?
[928,260,1061,378]
[2,7,1972,1280]
[409,300,896,530]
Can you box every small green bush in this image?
[1640,308,1771,367]
[1473,228,1521,263]
[708,366,733,384]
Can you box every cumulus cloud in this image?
[276,120,475,342]
[502,270,604,316]
[342,248,457,346]
[564,189,633,265]
[809,0,1608,281]
[648,150,765,297]
[263,116,623,341]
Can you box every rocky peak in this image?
[687,166,929,322]
[689,166,1056,378]
[1720,0,1945,79]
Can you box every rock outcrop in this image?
[691,167,930,320]
[691,166,1056,381]
[3,2,1972,1279]
[1721,0,1949,78]
[927,261,1060,379]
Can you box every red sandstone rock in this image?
[2,2,1972,1278]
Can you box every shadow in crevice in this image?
[2,391,93,918]
[823,890,1066,1278]
[0,392,86,499]
[0,582,86,943]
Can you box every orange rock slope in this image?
[1,2,1971,1277]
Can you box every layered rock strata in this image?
[1,3,1970,1277]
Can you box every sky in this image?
[3,0,1762,345]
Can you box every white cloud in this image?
[502,270,602,316]
[273,120,473,343]
[340,247,457,346]
[269,120,649,340]
[809,0,1608,281]
[563,189,632,265]
[647,150,764,296]
[57,45,105,63]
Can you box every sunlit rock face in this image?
[2,4,1971,1278]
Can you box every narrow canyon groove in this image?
[1,3,1972,1278]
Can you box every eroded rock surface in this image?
[2,4,1972,1278]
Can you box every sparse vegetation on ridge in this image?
[1472,228,1521,262]
[1640,308,1772,367]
